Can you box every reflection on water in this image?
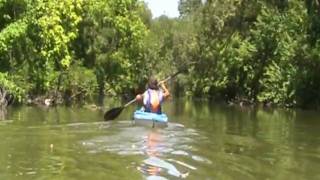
[0,100,320,179]
[0,108,7,120]
[82,121,208,179]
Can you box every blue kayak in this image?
[133,109,168,128]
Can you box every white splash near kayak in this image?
[133,109,168,128]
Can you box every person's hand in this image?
[158,81,165,87]
[159,81,168,92]
[135,94,142,101]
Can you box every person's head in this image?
[148,76,159,90]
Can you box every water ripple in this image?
[81,121,208,179]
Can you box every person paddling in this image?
[135,76,170,114]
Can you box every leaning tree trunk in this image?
[0,87,9,120]
[0,87,14,108]
[0,87,8,108]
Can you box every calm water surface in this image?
[0,100,319,180]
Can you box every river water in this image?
[0,100,319,180]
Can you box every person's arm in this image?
[159,81,170,99]
[136,91,147,105]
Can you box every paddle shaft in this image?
[124,98,137,107]
[158,70,181,85]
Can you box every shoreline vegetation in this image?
[1,0,320,112]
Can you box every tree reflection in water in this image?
[0,107,6,120]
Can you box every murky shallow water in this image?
[0,100,320,179]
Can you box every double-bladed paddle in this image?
[104,68,186,121]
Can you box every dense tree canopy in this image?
[1,0,320,108]
[175,0,320,108]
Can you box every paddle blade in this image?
[104,107,124,121]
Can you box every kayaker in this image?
[135,76,170,114]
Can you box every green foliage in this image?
[178,0,202,18]
[0,0,110,103]
[136,1,152,28]
[31,0,83,69]
[252,2,306,105]
[0,0,28,29]
[185,0,247,98]
[61,65,98,98]
[1,0,320,109]
[75,0,148,95]
[172,0,320,108]
[0,19,27,55]
[0,72,25,102]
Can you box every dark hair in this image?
[148,76,159,90]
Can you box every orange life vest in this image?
[144,89,163,114]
